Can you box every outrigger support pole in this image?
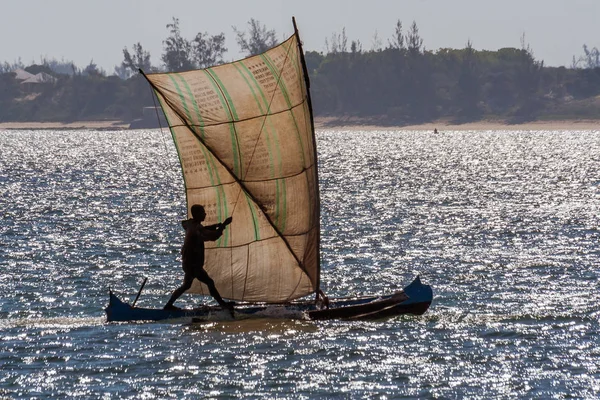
[132,277,148,307]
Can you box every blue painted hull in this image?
[105,276,432,322]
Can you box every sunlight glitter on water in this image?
[1,128,600,398]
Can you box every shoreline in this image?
[0,118,598,131]
[313,117,600,131]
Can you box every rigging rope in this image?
[149,84,186,218]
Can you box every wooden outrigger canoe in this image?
[105,276,432,322]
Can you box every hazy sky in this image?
[2,0,599,72]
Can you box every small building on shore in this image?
[12,69,57,93]
[13,69,36,81]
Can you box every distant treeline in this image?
[1,18,599,124]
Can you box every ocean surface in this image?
[1,128,600,399]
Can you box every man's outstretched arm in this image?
[202,217,232,241]
[205,217,232,231]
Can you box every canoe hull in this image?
[105,276,432,322]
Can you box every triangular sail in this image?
[144,31,320,303]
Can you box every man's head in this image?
[191,204,206,221]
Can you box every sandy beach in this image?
[0,117,598,131]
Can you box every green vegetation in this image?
[0,19,598,124]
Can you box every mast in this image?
[293,17,322,299]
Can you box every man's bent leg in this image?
[164,274,194,309]
[197,270,235,317]
[195,269,228,307]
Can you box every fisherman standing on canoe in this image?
[164,204,234,316]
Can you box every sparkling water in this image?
[1,128,599,398]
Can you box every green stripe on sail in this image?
[205,67,260,241]
[260,53,306,170]
[263,49,310,234]
[233,62,287,231]
[286,37,312,152]
[286,39,302,79]
[170,73,229,246]
[285,40,315,193]
[175,77,207,138]
[174,74,232,246]
[203,69,241,178]
[175,74,231,246]
[232,63,275,175]
[267,43,298,232]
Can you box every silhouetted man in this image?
[164,204,233,316]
